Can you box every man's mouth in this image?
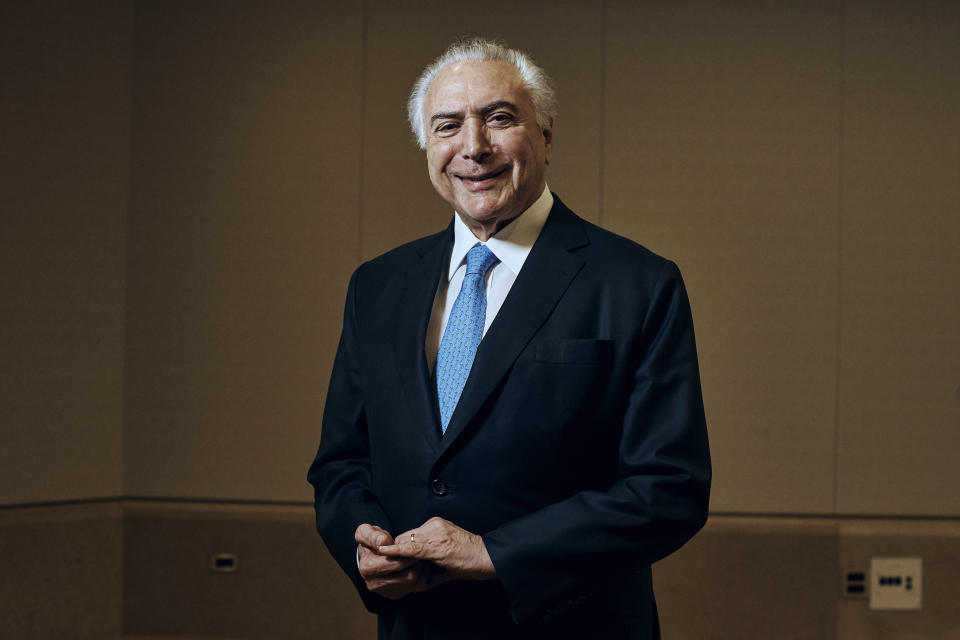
[457,167,508,183]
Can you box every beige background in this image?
[1,0,958,638]
[2,0,130,506]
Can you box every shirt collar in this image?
[447,185,554,281]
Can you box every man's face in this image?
[423,59,552,234]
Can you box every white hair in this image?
[407,37,557,149]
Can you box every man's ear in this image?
[542,124,553,164]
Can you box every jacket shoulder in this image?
[552,198,678,285]
[583,220,670,269]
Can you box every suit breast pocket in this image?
[535,338,614,365]
[512,339,615,431]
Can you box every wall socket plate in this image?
[842,568,868,598]
[210,552,238,573]
[869,557,922,610]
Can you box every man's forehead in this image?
[426,59,526,108]
[436,57,517,78]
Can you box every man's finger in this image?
[377,543,418,558]
[365,564,426,600]
[379,519,457,558]
[359,548,418,575]
[377,536,429,560]
[355,523,393,549]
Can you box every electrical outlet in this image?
[842,569,867,598]
[210,552,238,573]
[869,557,922,610]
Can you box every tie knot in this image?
[465,244,498,277]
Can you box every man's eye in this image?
[488,113,513,125]
[435,122,459,134]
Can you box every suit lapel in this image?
[438,200,590,454]
[393,226,451,453]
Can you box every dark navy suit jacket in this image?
[308,196,711,640]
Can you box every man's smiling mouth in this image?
[457,167,508,182]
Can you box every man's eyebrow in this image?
[479,101,518,116]
[430,111,463,123]
[429,101,520,124]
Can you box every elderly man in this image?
[308,38,710,640]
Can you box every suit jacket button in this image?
[430,478,447,496]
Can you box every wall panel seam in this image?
[598,0,607,225]
[358,0,368,267]
[831,0,847,517]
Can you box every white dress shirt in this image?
[425,185,554,372]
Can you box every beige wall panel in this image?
[125,1,363,501]
[0,1,130,504]
[0,503,123,638]
[361,0,604,260]
[655,516,839,639]
[123,502,374,639]
[837,0,960,515]
[605,1,842,513]
[838,519,960,639]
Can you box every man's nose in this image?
[461,118,492,161]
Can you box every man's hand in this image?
[355,524,435,600]
[377,517,496,581]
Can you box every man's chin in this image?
[457,206,527,236]
[457,202,508,223]
[456,197,505,221]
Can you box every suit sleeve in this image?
[481,260,711,624]
[307,266,395,614]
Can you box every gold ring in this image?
[410,532,416,544]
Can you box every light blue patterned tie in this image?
[436,244,499,433]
